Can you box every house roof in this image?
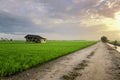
[24,34,46,39]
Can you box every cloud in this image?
[32,18,42,25]
[0,11,53,33]
[0,0,120,40]
[95,0,120,18]
[0,12,33,32]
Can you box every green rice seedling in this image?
[0,40,96,76]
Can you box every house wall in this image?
[25,36,46,43]
[40,39,46,43]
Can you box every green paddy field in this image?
[0,40,96,76]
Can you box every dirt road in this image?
[75,42,120,80]
[1,42,120,80]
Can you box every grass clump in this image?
[62,71,81,80]
[87,51,95,59]
[74,60,89,70]
[63,60,89,80]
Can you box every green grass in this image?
[0,40,96,76]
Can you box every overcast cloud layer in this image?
[0,0,120,40]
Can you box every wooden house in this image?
[24,34,46,43]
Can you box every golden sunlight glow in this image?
[113,11,120,30]
[107,20,120,31]
[77,11,120,31]
[115,11,120,20]
[102,12,120,31]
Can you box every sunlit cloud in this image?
[115,11,120,20]
[51,19,64,24]
[32,19,42,25]
[2,9,11,13]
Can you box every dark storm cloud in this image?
[0,11,52,33]
[0,12,32,32]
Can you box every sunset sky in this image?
[0,0,120,40]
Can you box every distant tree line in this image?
[109,40,120,46]
[0,38,13,41]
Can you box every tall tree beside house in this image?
[101,36,108,43]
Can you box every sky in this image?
[0,0,120,40]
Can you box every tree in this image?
[101,36,108,43]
